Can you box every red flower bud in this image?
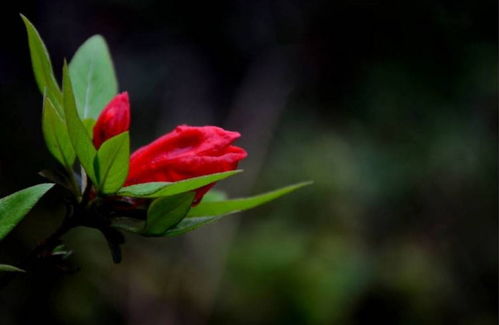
[93,92,130,148]
[125,125,247,204]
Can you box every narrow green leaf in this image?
[163,182,311,237]
[187,182,312,218]
[42,95,75,168]
[20,14,62,114]
[69,35,118,119]
[82,118,96,138]
[118,182,169,197]
[163,215,222,237]
[63,62,97,184]
[95,132,130,194]
[0,264,25,273]
[143,192,195,236]
[0,183,54,240]
[119,190,226,237]
[202,189,227,202]
[117,170,242,198]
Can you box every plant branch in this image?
[0,208,75,291]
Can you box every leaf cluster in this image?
[0,16,311,271]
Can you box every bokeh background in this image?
[0,0,497,324]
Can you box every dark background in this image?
[0,0,497,324]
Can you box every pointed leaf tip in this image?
[69,34,118,119]
[21,14,62,112]
[95,132,130,194]
[161,181,312,237]
[187,181,312,218]
[0,264,26,273]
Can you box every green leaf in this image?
[0,183,54,240]
[69,35,118,119]
[42,95,75,168]
[117,170,242,198]
[163,215,222,237]
[63,62,97,184]
[100,227,124,264]
[20,14,62,114]
[0,264,25,273]
[39,169,72,190]
[187,182,312,218]
[129,193,226,242]
[163,182,311,237]
[143,192,195,236]
[95,132,130,194]
[202,189,227,202]
[82,118,96,138]
[111,217,145,233]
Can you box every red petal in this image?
[93,92,131,148]
[125,125,247,203]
